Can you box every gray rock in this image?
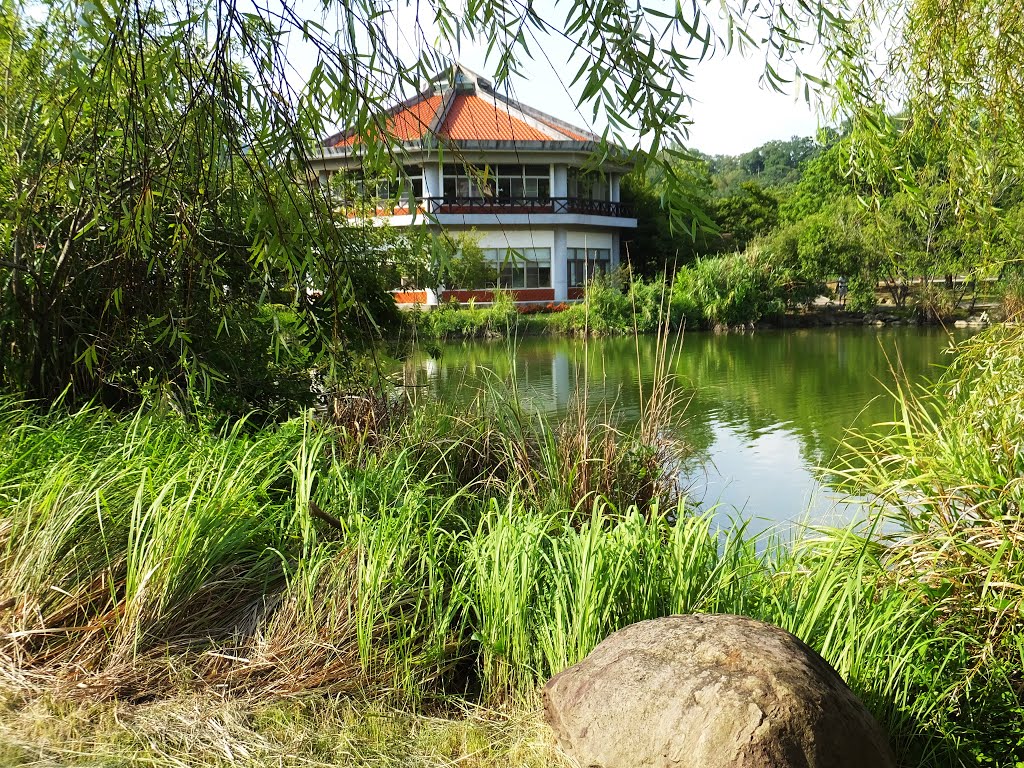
[543,614,896,768]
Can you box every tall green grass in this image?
[0,325,1022,767]
[833,325,1024,763]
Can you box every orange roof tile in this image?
[335,94,443,147]
[437,93,552,142]
[330,87,595,146]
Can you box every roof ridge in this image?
[426,87,457,146]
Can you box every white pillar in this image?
[553,164,568,212]
[553,227,568,301]
[611,231,621,271]
[423,162,441,214]
[610,174,620,202]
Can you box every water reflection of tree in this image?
[670,329,957,469]
[403,329,959,478]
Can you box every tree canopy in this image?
[2,0,1024,409]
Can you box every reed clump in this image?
[834,325,1024,759]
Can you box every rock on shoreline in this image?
[543,614,896,768]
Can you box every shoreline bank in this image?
[404,303,999,340]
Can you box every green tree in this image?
[439,232,498,291]
[622,156,713,277]
[0,3,406,410]
[710,182,780,254]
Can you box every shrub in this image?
[1000,268,1024,320]
[913,283,957,322]
[843,275,877,312]
[670,247,788,327]
[553,270,666,336]
[416,289,521,339]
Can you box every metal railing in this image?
[418,196,634,217]
[560,197,633,217]
[429,196,556,214]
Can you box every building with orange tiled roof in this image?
[307,64,638,306]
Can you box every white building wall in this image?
[566,231,615,250]
[471,228,556,251]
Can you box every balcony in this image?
[420,196,634,218]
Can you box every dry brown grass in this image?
[0,549,399,704]
[0,692,567,768]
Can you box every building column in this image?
[553,227,568,302]
[610,173,621,202]
[611,231,621,271]
[552,164,568,213]
[423,162,441,215]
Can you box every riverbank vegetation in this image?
[411,248,847,341]
[2,327,1024,764]
[4,0,1024,764]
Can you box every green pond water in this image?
[401,327,970,534]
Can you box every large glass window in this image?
[567,247,611,287]
[333,168,422,205]
[443,165,550,200]
[567,169,609,201]
[403,166,423,200]
[481,247,552,288]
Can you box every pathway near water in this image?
[403,327,971,535]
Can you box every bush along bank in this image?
[3,329,1024,766]
[406,248,1013,341]
[406,247,824,340]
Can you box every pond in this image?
[400,327,970,534]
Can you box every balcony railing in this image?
[416,196,634,217]
[430,196,556,214]
[560,198,632,217]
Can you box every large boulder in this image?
[542,614,895,768]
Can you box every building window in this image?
[443,165,550,200]
[567,247,611,287]
[404,167,424,200]
[332,168,422,205]
[567,169,609,201]
[482,247,551,288]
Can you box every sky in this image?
[683,54,823,156]
[275,0,827,157]
[422,40,825,157]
